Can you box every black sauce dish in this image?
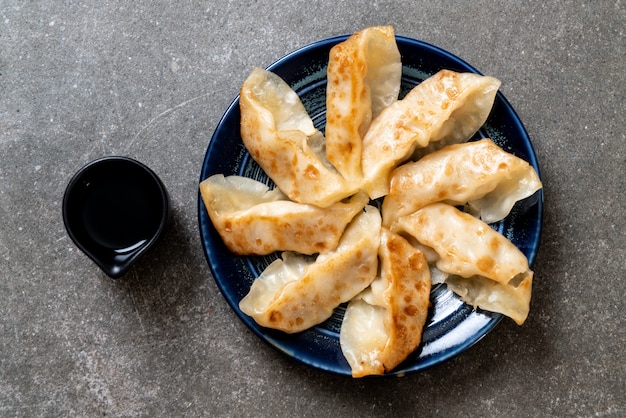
[63,156,170,279]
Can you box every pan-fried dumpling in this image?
[382,138,543,226]
[391,203,532,324]
[239,206,382,333]
[361,70,501,198]
[200,174,369,255]
[325,26,401,181]
[340,229,431,377]
[239,67,360,207]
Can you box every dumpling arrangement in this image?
[200,26,543,377]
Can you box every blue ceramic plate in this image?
[198,35,543,376]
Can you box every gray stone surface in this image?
[1,1,624,416]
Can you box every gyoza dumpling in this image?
[325,26,401,181]
[391,203,532,325]
[239,206,382,333]
[382,138,543,226]
[361,70,501,198]
[200,174,369,255]
[340,229,431,377]
[240,67,360,207]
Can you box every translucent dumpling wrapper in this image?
[239,67,360,208]
[340,229,431,377]
[199,174,369,255]
[361,70,501,199]
[325,25,401,182]
[391,203,532,325]
[382,138,543,226]
[444,274,532,326]
[239,206,382,333]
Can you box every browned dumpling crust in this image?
[379,230,431,372]
[239,68,360,208]
[340,229,431,377]
[200,174,369,255]
[382,138,543,226]
[361,70,501,199]
[325,26,401,182]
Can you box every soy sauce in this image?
[81,177,161,251]
[63,157,169,278]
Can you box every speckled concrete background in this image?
[1,1,624,416]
